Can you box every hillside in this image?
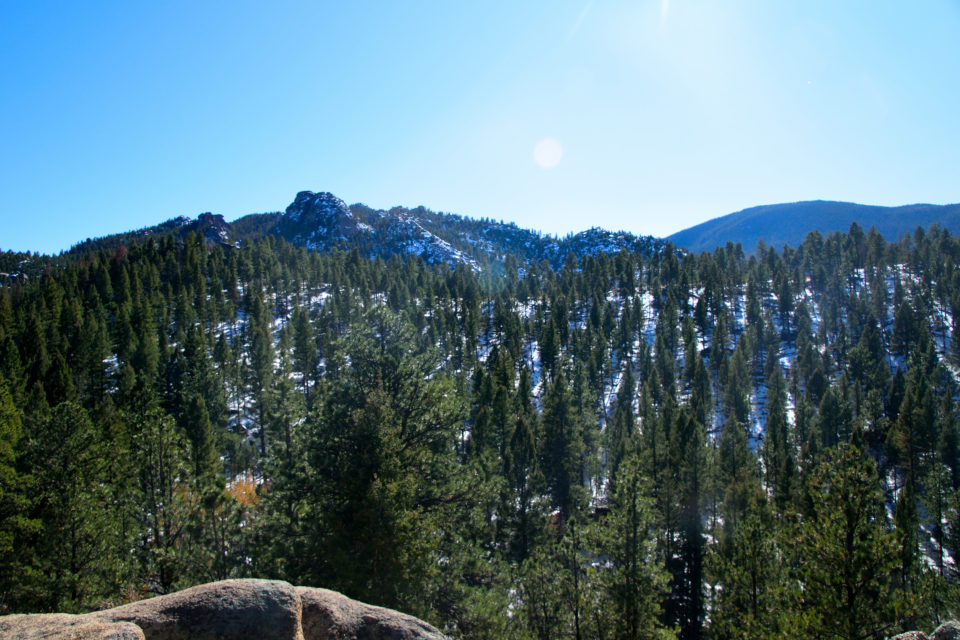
[67,189,663,271]
[3,205,960,637]
[668,200,960,253]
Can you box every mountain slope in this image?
[68,189,663,269]
[668,200,960,253]
[5,209,960,632]
[69,212,242,254]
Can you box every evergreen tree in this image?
[707,491,785,639]
[298,306,467,613]
[183,394,219,483]
[0,376,34,607]
[520,539,575,640]
[668,407,707,639]
[245,286,275,460]
[291,304,319,399]
[762,365,795,513]
[541,371,587,524]
[130,406,197,595]
[19,402,123,610]
[607,363,637,484]
[591,455,672,640]
[788,439,907,639]
[503,366,545,562]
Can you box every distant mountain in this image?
[667,200,960,254]
[68,190,663,269]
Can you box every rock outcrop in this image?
[95,579,304,640]
[893,623,960,640]
[933,621,960,640]
[274,191,366,250]
[0,614,146,640]
[0,579,448,640]
[298,587,447,640]
[195,212,233,245]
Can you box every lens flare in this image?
[533,138,563,169]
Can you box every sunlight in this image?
[533,137,563,169]
[567,1,594,41]
[659,0,670,28]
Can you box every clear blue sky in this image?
[2,1,959,254]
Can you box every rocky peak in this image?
[195,212,232,245]
[196,212,224,225]
[274,191,364,249]
[284,191,353,223]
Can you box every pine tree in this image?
[607,363,636,484]
[762,365,794,514]
[130,406,196,595]
[291,304,319,399]
[818,385,852,449]
[19,402,123,610]
[540,317,560,381]
[723,345,750,426]
[670,407,707,640]
[788,438,907,639]
[541,371,587,524]
[503,366,545,563]
[183,394,219,483]
[245,286,275,460]
[707,491,784,639]
[887,365,936,495]
[299,306,467,613]
[520,540,574,640]
[591,455,673,640]
[0,375,34,608]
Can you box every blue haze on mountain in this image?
[667,201,960,254]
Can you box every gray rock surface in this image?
[0,614,145,639]
[297,587,447,640]
[933,621,960,640]
[0,579,448,640]
[892,632,930,640]
[93,579,303,640]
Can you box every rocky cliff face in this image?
[0,579,449,640]
[273,191,369,250]
[195,212,233,246]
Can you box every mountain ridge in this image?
[5,194,960,634]
[62,193,960,264]
[65,189,663,269]
[667,199,960,253]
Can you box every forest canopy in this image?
[2,224,960,639]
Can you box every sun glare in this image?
[533,137,563,169]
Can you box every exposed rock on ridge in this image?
[195,212,233,245]
[65,187,665,270]
[0,579,448,640]
[274,191,367,249]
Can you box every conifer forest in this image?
[3,222,960,639]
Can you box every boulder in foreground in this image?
[298,586,447,640]
[933,622,960,640]
[0,579,448,640]
[0,613,145,640]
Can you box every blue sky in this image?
[2,1,959,254]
